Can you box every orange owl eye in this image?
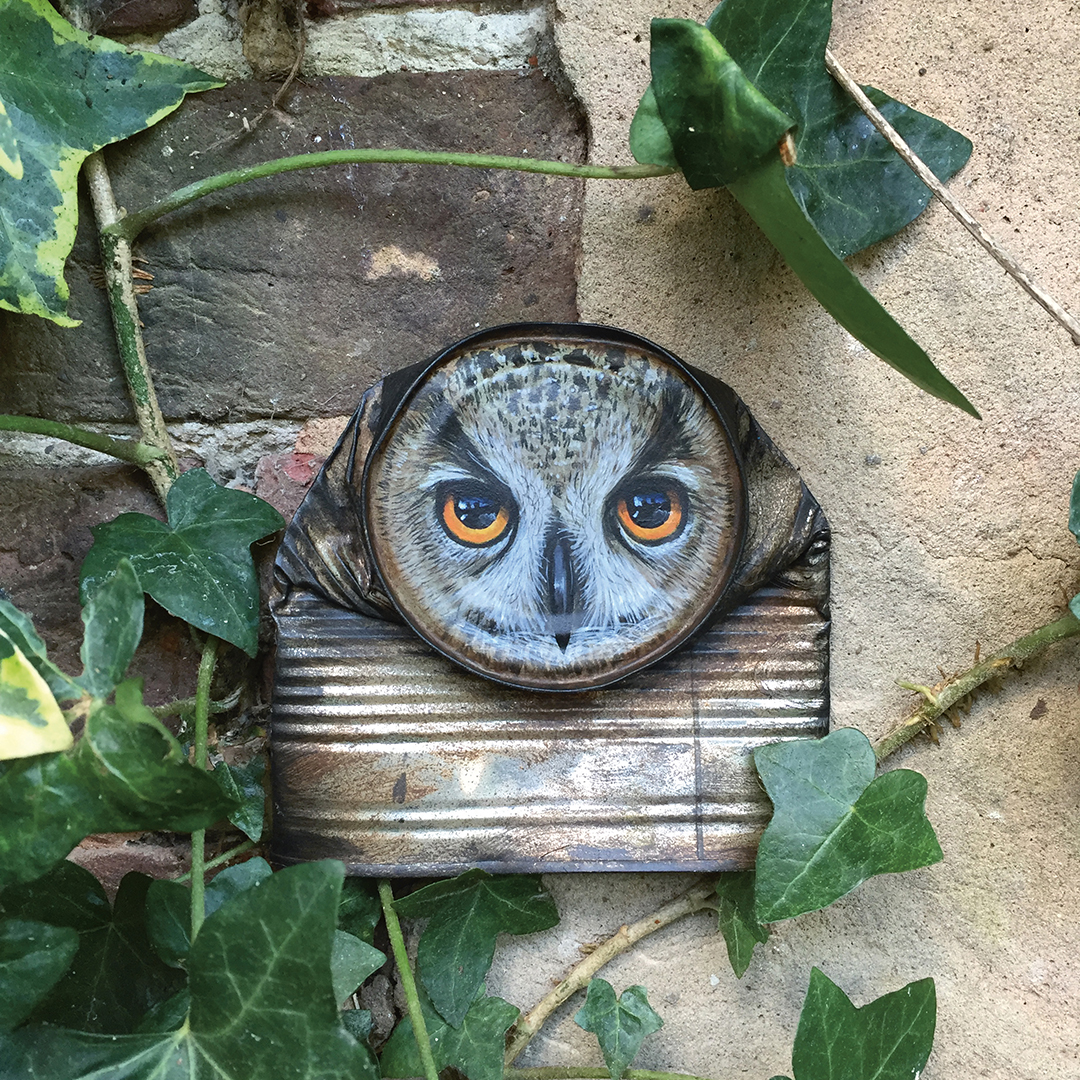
[616,486,684,544]
[440,491,512,546]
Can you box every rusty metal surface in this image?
[269,324,830,874]
[271,564,828,874]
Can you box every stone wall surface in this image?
[2,0,1079,1076]
[0,69,584,424]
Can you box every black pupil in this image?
[628,491,671,529]
[455,495,499,531]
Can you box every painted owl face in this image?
[364,335,745,690]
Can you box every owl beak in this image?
[544,529,581,651]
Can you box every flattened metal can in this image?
[270,324,829,874]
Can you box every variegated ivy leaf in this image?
[0,627,71,760]
[0,0,222,324]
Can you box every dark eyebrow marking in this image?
[431,407,504,485]
[628,384,698,473]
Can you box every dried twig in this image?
[504,881,717,1066]
[824,47,1080,347]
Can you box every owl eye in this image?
[438,485,514,546]
[615,484,685,544]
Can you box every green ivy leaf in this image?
[144,879,190,970]
[340,1008,373,1043]
[753,728,943,923]
[627,85,678,169]
[338,878,382,945]
[330,931,385,1005]
[728,157,978,417]
[1069,470,1080,545]
[393,869,559,1027]
[0,862,378,1080]
[574,980,663,1080]
[0,0,222,325]
[644,18,793,188]
[204,857,273,916]
[789,969,936,1080]
[380,982,519,1080]
[80,470,285,657]
[146,857,275,969]
[1070,471,1080,619]
[713,871,769,978]
[211,757,266,842]
[1,864,183,1033]
[0,628,72,759]
[0,681,234,891]
[0,597,81,701]
[0,918,79,1031]
[76,558,144,700]
[136,987,190,1035]
[707,0,972,257]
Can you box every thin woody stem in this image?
[504,881,717,1066]
[874,611,1080,761]
[83,151,180,503]
[189,635,220,941]
[824,47,1080,347]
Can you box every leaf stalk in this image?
[379,879,441,1080]
[174,839,255,883]
[189,634,220,941]
[104,150,675,243]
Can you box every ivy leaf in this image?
[574,980,663,1080]
[789,969,936,1080]
[144,879,190,970]
[380,983,519,1080]
[80,470,285,657]
[713,872,769,978]
[1,864,183,1033]
[0,97,20,179]
[87,684,235,823]
[338,878,382,945]
[707,0,972,257]
[753,728,943,923]
[75,558,144,700]
[330,931,385,1004]
[0,918,79,1031]
[644,18,793,187]
[627,85,678,169]
[1070,469,1080,544]
[0,597,81,701]
[211,757,266,842]
[136,987,190,1035]
[629,1,977,416]
[145,858,275,969]
[728,158,978,417]
[0,680,234,891]
[393,869,559,1026]
[0,0,222,325]
[0,861,378,1080]
[0,627,71,759]
[1068,470,1080,620]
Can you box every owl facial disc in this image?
[364,332,746,691]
